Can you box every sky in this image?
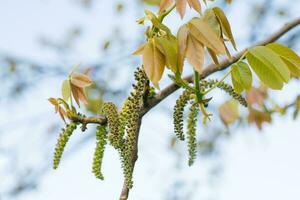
[0,0,300,200]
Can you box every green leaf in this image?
[231,61,252,93]
[246,46,290,90]
[61,79,71,101]
[266,43,300,77]
[212,7,237,50]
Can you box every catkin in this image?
[173,90,192,140]
[118,100,129,145]
[121,68,148,189]
[92,125,107,180]
[53,122,77,169]
[201,79,248,107]
[102,102,121,149]
[187,102,198,166]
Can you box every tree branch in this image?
[143,17,300,115]
[69,115,107,125]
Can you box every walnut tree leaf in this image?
[267,43,300,77]
[248,108,271,130]
[177,24,189,73]
[61,80,71,101]
[246,46,290,90]
[132,43,146,55]
[142,39,166,89]
[187,0,201,13]
[188,17,226,55]
[71,72,93,88]
[219,100,239,126]
[155,36,178,73]
[186,34,204,74]
[159,0,174,13]
[212,7,237,50]
[231,61,252,93]
[176,0,187,19]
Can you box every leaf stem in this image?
[159,4,176,22]
[203,69,232,95]
[173,73,196,92]
[237,49,248,62]
[193,70,203,103]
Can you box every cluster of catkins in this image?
[101,68,148,188]
[53,67,148,189]
[173,79,247,166]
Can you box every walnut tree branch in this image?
[69,115,107,125]
[143,17,300,115]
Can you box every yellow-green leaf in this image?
[61,79,71,101]
[142,39,166,88]
[212,7,237,50]
[219,100,239,126]
[267,43,300,77]
[188,17,226,55]
[177,24,189,73]
[203,9,221,37]
[155,36,178,73]
[246,46,290,90]
[186,34,204,74]
[231,61,252,93]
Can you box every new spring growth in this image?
[53,122,78,169]
[92,125,107,180]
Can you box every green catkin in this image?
[53,122,77,169]
[173,90,192,141]
[121,68,148,189]
[187,102,198,166]
[92,125,107,180]
[118,100,130,145]
[102,102,121,149]
[201,79,248,107]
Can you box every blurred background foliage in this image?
[0,0,299,199]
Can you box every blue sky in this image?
[1,0,300,200]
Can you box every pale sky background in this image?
[0,0,300,200]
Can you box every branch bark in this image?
[70,115,107,125]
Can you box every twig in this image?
[69,115,107,125]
